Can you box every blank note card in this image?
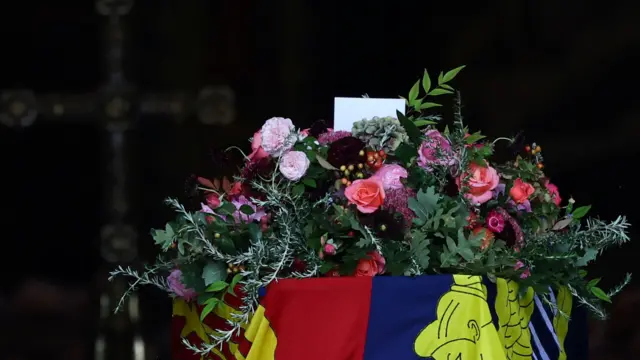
[333,97,405,131]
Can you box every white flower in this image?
[260,117,296,157]
[279,151,310,181]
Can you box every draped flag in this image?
[172,275,585,360]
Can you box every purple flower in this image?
[167,269,197,301]
[231,195,266,223]
[492,183,506,199]
[508,198,532,213]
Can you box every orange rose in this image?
[509,178,535,204]
[355,251,386,276]
[344,178,385,213]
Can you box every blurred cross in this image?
[0,1,235,360]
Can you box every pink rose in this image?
[167,269,197,301]
[509,178,535,204]
[323,243,337,255]
[417,130,455,170]
[545,181,562,206]
[456,162,500,205]
[355,251,386,276]
[344,178,386,213]
[248,131,269,162]
[372,164,408,190]
[205,193,221,209]
[260,117,295,156]
[279,151,310,181]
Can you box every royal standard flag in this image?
[172,275,586,360]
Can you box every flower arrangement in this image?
[111,66,631,355]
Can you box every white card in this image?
[333,97,406,131]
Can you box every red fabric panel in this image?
[263,277,373,360]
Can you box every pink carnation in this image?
[417,130,455,170]
[279,151,310,181]
[372,164,408,190]
[260,117,295,156]
[167,269,197,301]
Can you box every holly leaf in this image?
[202,261,228,286]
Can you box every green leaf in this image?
[421,69,431,94]
[458,248,474,262]
[428,88,453,96]
[177,242,185,255]
[151,223,175,249]
[302,178,317,188]
[202,261,228,286]
[319,262,335,274]
[571,205,591,219]
[408,187,440,226]
[227,273,243,296]
[446,236,457,253]
[576,248,598,267]
[200,298,220,321]
[316,154,337,170]
[218,202,237,215]
[464,131,486,144]
[587,278,601,288]
[292,183,305,196]
[591,287,611,303]
[206,280,228,292]
[419,102,442,110]
[396,110,422,143]
[408,80,420,102]
[437,71,444,85]
[410,231,430,269]
[393,142,417,164]
[413,119,437,127]
[440,84,454,91]
[247,222,262,242]
[239,204,255,215]
[579,269,588,278]
[442,65,466,83]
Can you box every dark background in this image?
[1,1,639,359]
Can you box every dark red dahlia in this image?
[359,210,406,240]
[308,119,331,138]
[241,157,275,181]
[326,136,366,168]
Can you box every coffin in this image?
[171,275,587,360]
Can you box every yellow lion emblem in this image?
[414,275,506,360]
